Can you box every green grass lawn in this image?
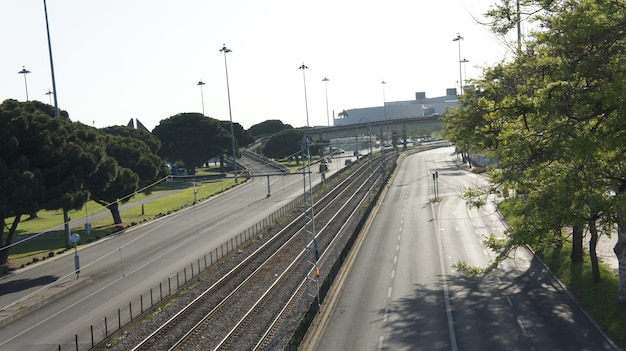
[5,177,240,269]
[277,159,309,173]
[498,199,626,349]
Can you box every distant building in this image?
[127,118,150,133]
[334,88,459,126]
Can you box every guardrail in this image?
[55,158,353,350]
[242,149,290,174]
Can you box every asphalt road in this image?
[306,147,617,351]
[0,154,355,350]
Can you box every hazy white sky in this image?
[1,0,513,131]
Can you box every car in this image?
[344,159,353,165]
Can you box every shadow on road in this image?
[0,275,58,296]
[378,256,616,350]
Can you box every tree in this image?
[248,119,293,137]
[220,121,255,149]
[263,129,305,162]
[101,125,162,154]
[153,113,232,174]
[86,129,167,224]
[446,0,626,304]
[0,100,100,263]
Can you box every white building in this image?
[334,88,459,126]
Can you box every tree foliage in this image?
[101,125,162,154]
[219,121,255,149]
[0,100,100,263]
[263,129,305,161]
[444,0,626,303]
[87,128,168,224]
[0,101,169,264]
[248,119,292,137]
[152,113,232,174]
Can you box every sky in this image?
[1,0,515,131]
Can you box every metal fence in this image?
[52,166,345,350]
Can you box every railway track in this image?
[129,154,391,351]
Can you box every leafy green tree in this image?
[153,113,232,174]
[263,129,305,162]
[248,119,293,137]
[220,121,255,149]
[0,100,101,263]
[447,0,626,303]
[86,130,167,224]
[101,125,162,154]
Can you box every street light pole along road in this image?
[322,77,330,127]
[452,33,464,95]
[197,80,206,115]
[46,89,53,104]
[299,62,320,304]
[220,44,238,183]
[18,66,31,101]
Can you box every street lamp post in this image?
[197,80,206,115]
[380,80,388,154]
[381,80,387,120]
[43,0,59,117]
[461,58,469,86]
[45,89,53,105]
[43,0,73,251]
[322,77,330,126]
[453,33,464,95]
[299,64,310,127]
[299,62,319,306]
[219,44,238,183]
[18,66,31,101]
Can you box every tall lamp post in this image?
[45,89,54,105]
[299,62,319,306]
[18,66,31,101]
[299,64,310,127]
[219,44,238,183]
[461,58,469,85]
[43,0,72,251]
[197,80,206,115]
[43,0,59,117]
[381,80,387,120]
[452,33,464,95]
[322,77,330,126]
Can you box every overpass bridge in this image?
[304,115,444,147]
